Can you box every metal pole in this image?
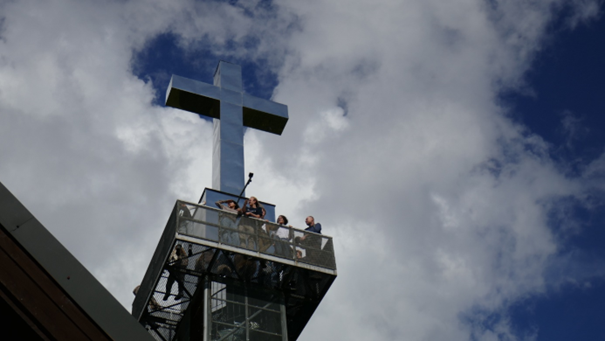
[235,173,254,206]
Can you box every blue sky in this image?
[502,13,605,339]
[504,12,605,173]
[0,1,604,340]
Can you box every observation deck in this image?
[132,195,337,341]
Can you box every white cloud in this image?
[565,0,602,29]
[0,0,603,340]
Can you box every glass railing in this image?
[174,201,336,271]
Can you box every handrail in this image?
[175,200,336,270]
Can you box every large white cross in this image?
[165,61,288,196]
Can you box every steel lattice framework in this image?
[133,199,337,341]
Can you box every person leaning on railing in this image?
[215,199,241,245]
[259,215,290,254]
[274,215,293,258]
[239,196,266,250]
[295,216,322,261]
[215,199,240,212]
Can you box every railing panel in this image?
[176,200,336,271]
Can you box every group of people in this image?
[215,197,323,260]
[145,197,323,304]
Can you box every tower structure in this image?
[132,61,337,341]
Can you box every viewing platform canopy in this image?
[133,189,337,341]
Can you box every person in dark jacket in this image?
[296,216,322,262]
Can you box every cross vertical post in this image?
[212,62,245,195]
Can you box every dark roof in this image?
[0,181,154,340]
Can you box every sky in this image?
[0,0,604,340]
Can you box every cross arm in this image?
[243,94,288,135]
[165,75,221,118]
